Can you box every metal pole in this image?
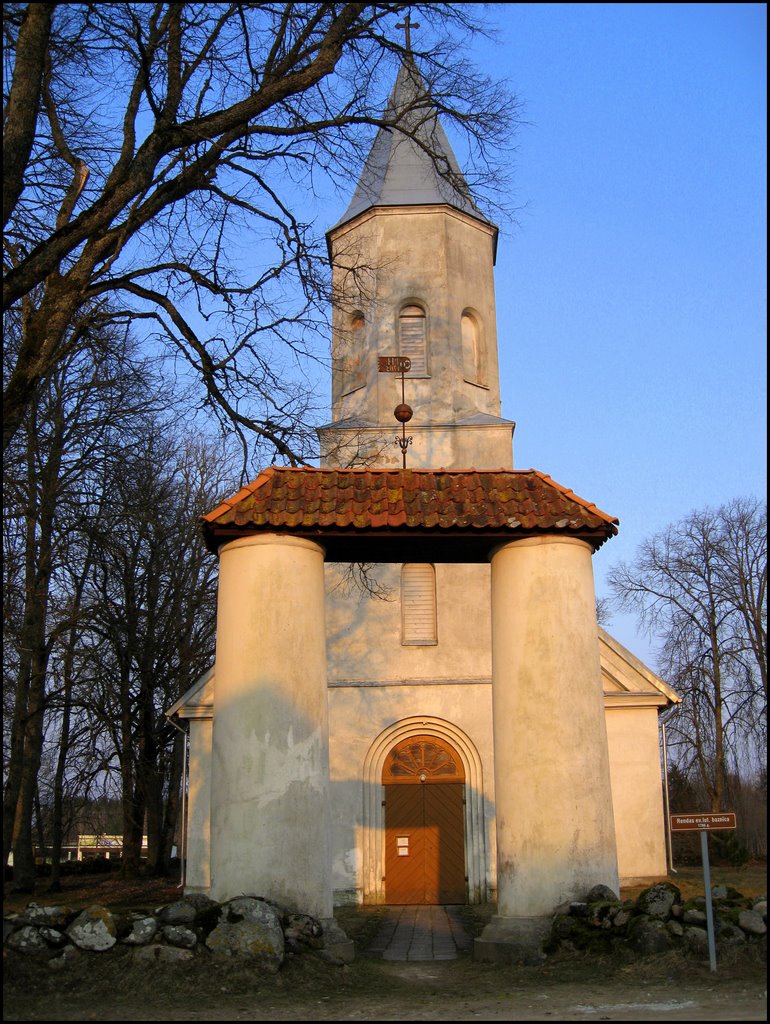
[700,829,717,972]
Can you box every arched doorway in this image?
[383,735,466,904]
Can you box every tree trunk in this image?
[7,404,62,889]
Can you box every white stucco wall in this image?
[322,554,671,905]
[325,561,493,683]
[318,421,515,471]
[489,536,619,918]
[606,705,669,880]
[181,549,672,906]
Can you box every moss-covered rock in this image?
[635,882,681,919]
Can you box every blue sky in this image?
[425,3,766,664]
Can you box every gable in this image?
[166,667,214,720]
[599,628,680,708]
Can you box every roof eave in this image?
[201,522,617,561]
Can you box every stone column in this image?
[476,536,619,962]
[209,534,332,919]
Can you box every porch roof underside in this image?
[201,467,619,563]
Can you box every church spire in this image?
[330,59,494,232]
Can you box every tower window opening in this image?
[399,305,428,376]
[462,311,487,388]
[337,309,366,398]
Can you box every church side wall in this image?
[605,706,669,881]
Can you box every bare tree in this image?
[3,3,517,458]
[2,317,158,887]
[81,425,227,876]
[608,499,767,812]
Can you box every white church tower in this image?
[318,59,514,472]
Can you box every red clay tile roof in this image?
[202,468,618,560]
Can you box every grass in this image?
[4,860,765,922]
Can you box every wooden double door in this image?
[383,735,466,905]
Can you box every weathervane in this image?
[395,12,420,53]
[377,355,414,468]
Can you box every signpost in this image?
[670,813,737,832]
[670,811,737,972]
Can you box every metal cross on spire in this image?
[395,11,420,53]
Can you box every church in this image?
[168,60,679,957]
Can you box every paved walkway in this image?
[366,905,473,961]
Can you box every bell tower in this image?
[318,60,514,470]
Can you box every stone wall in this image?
[548,882,766,958]
[4,893,353,969]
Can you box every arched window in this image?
[401,563,437,645]
[338,310,366,396]
[399,305,428,376]
[462,310,487,387]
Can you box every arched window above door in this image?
[383,735,466,783]
[399,304,428,376]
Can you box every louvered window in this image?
[399,305,428,376]
[401,563,437,645]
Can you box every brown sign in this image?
[670,812,737,832]
[378,356,411,373]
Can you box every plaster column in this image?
[185,717,212,893]
[209,534,332,919]
[476,536,619,962]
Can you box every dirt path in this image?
[4,946,767,1021]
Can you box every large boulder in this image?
[635,882,681,919]
[586,884,619,903]
[23,903,74,928]
[718,922,746,946]
[6,925,47,955]
[738,909,766,937]
[158,900,197,925]
[121,915,158,946]
[205,897,284,970]
[627,916,674,954]
[162,925,197,949]
[683,925,709,955]
[66,905,117,951]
